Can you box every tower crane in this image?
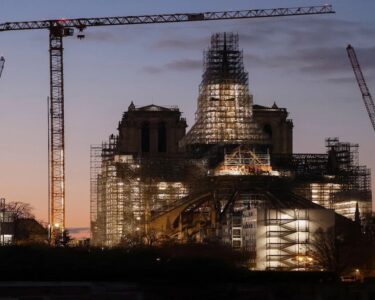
[0,5,334,244]
[347,44,375,132]
[0,56,4,78]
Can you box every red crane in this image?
[347,45,375,132]
[0,5,334,244]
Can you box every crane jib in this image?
[347,45,375,132]
[0,5,334,32]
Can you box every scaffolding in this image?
[91,134,372,246]
[242,208,258,266]
[265,209,309,270]
[213,145,273,176]
[273,138,372,221]
[180,33,269,146]
[326,137,359,169]
[90,145,102,244]
[228,193,267,252]
[90,33,372,250]
[309,183,341,209]
[91,142,196,246]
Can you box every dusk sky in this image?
[0,0,374,236]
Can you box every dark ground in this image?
[0,245,374,299]
[0,281,374,299]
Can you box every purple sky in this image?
[0,1,374,234]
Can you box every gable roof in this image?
[135,104,175,112]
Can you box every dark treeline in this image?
[0,243,335,283]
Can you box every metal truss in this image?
[0,6,334,32]
[48,29,65,241]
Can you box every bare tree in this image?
[309,225,366,275]
[309,227,337,272]
[5,201,34,220]
[2,201,48,244]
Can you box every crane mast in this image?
[48,27,71,240]
[347,44,375,132]
[0,5,334,244]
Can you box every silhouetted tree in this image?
[54,229,72,247]
[310,224,367,275]
[5,201,34,220]
[363,213,375,243]
[62,229,72,246]
[4,201,48,244]
[14,218,47,244]
[309,227,337,272]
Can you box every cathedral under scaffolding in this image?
[90,33,372,270]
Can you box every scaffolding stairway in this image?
[266,209,309,270]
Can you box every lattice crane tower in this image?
[347,44,375,132]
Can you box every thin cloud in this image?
[144,15,375,82]
[326,73,375,85]
[67,227,90,234]
[239,17,375,50]
[165,59,201,71]
[142,66,162,74]
[326,77,357,84]
[145,46,375,80]
[84,31,123,43]
[143,58,201,74]
[150,17,375,51]
[245,46,375,79]
[83,27,146,44]
[152,36,207,50]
